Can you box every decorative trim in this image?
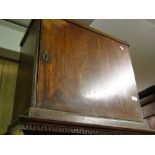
[19,116,155,135]
[29,108,148,130]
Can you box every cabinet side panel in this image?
[37,19,143,122]
[12,20,40,123]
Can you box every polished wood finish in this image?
[12,20,41,124]
[139,85,155,129]
[29,108,148,130]
[66,20,129,46]
[12,19,150,134]
[37,19,143,122]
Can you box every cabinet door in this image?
[37,19,143,122]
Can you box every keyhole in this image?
[42,50,50,63]
[43,53,47,60]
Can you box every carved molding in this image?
[19,116,155,135]
[21,123,131,135]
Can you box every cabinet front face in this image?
[36,19,143,122]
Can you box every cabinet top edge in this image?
[20,19,129,47]
[65,19,129,46]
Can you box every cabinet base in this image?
[19,115,155,135]
[13,107,155,134]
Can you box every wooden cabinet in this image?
[12,19,154,134]
[139,86,155,129]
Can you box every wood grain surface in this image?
[37,19,143,122]
[0,57,18,134]
[12,20,40,123]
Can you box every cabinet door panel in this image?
[37,19,143,122]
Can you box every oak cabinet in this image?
[12,19,152,134]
